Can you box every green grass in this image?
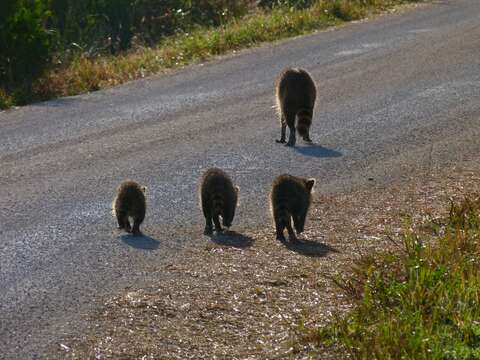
[303,197,480,359]
[1,0,423,109]
[0,88,14,109]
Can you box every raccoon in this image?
[112,180,146,235]
[275,68,316,147]
[270,174,315,242]
[200,168,239,235]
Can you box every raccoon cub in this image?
[112,180,146,235]
[270,174,315,242]
[200,168,239,235]
[275,68,316,146]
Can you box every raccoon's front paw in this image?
[303,137,312,143]
[276,139,286,144]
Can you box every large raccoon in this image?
[270,174,315,242]
[112,180,146,235]
[200,168,239,235]
[275,68,316,147]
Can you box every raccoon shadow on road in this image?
[120,234,160,250]
[209,230,255,249]
[281,238,337,257]
[294,143,342,158]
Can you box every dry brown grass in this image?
[49,165,480,359]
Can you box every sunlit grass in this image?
[2,0,423,109]
[303,196,480,359]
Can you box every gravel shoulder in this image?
[48,161,480,359]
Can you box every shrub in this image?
[0,88,14,109]
[0,0,54,95]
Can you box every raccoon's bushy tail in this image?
[296,109,312,137]
[212,194,224,214]
[274,198,291,227]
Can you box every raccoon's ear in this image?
[305,178,315,192]
[141,186,147,193]
[234,186,240,194]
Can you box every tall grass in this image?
[304,197,480,359]
[1,0,423,109]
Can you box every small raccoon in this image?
[270,174,315,242]
[200,168,239,235]
[275,68,316,147]
[112,180,146,235]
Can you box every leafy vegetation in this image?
[0,0,54,102]
[0,0,423,109]
[305,197,480,359]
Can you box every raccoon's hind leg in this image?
[298,110,313,143]
[275,221,286,242]
[131,207,145,235]
[276,115,287,144]
[302,125,313,143]
[132,221,141,235]
[204,216,214,235]
[202,200,214,235]
[286,127,296,147]
[285,112,296,147]
[293,215,305,234]
[116,211,127,230]
[124,217,132,233]
[303,131,312,143]
[213,215,223,233]
[286,218,298,242]
[117,211,132,232]
[132,217,143,235]
[274,207,288,242]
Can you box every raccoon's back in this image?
[115,181,146,215]
[271,175,310,212]
[276,68,316,110]
[201,168,236,202]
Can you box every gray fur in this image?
[112,180,146,235]
[270,174,315,242]
[275,68,316,146]
[200,168,239,235]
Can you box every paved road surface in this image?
[1,0,480,357]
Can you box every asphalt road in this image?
[1,0,480,357]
